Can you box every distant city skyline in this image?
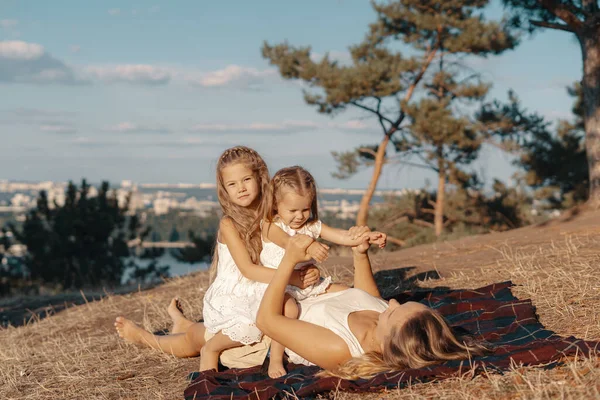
[2,0,581,190]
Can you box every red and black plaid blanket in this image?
[184,281,599,399]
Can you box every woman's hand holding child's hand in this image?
[348,226,387,250]
[307,241,329,263]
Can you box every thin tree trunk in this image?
[355,134,391,226]
[581,33,600,206]
[434,157,445,236]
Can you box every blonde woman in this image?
[256,230,488,379]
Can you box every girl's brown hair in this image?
[320,307,489,380]
[210,146,270,280]
[264,166,319,224]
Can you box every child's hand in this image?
[307,241,329,263]
[348,225,370,241]
[299,265,320,288]
[368,231,387,249]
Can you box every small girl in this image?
[260,166,387,376]
[199,147,317,378]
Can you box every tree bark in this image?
[355,134,391,226]
[434,157,445,236]
[581,32,600,206]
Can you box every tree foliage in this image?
[501,0,600,204]
[263,0,518,226]
[479,84,587,209]
[9,180,165,291]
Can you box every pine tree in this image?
[479,84,587,210]
[502,0,600,206]
[263,0,517,226]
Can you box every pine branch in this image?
[350,100,394,125]
[386,236,406,246]
[413,218,435,228]
[530,19,576,32]
[537,0,585,33]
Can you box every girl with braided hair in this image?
[115,147,319,377]
[259,166,387,375]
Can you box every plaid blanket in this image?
[184,281,599,399]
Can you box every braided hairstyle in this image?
[264,166,319,224]
[211,146,270,280]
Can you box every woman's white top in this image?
[286,288,389,366]
[260,219,332,300]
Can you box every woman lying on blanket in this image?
[254,228,488,379]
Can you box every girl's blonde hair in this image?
[264,166,319,224]
[320,307,489,380]
[210,146,270,280]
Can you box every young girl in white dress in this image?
[260,166,387,376]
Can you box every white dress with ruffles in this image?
[202,242,266,345]
[260,219,332,301]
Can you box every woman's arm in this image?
[256,235,353,370]
[351,240,381,298]
[220,218,308,287]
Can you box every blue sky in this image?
[1,0,582,189]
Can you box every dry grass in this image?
[1,215,600,399]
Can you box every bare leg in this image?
[115,317,206,358]
[168,298,195,334]
[268,294,298,378]
[199,331,243,372]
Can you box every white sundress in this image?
[260,219,332,301]
[202,242,267,345]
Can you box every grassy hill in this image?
[2,208,600,399]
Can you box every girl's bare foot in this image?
[114,317,150,345]
[267,358,287,378]
[167,298,194,334]
[199,346,219,372]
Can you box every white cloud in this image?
[190,120,319,134]
[106,122,170,134]
[186,65,277,88]
[0,40,44,60]
[108,8,121,16]
[40,123,76,134]
[70,45,81,54]
[188,119,376,135]
[328,119,369,130]
[149,5,160,13]
[0,19,18,30]
[85,64,171,85]
[0,40,85,84]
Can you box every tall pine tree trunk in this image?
[581,33,600,206]
[434,156,445,237]
[356,134,390,226]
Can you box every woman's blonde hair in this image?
[321,307,489,380]
[210,146,270,280]
[264,166,319,224]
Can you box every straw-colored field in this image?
[2,208,600,399]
